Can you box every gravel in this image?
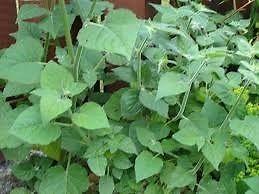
[0,161,22,194]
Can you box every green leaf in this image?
[78,9,141,60]
[173,112,213,150]
[41,62,86,96]
[0,38,44,84]
[0,104,24,149]
[0,62,44,84]
[201,98,227,127]
[12,162,35,181]
[139,89,169,118]
[112,152,132,170]
[39,5,75,39]
[244,176,259,193]
[230,116,259,150]
[156,72,189,100]
[99,175,114,194]
[87,156,107,176]
[120,89,143,118]
[136,126,163,154]
[104,89,125,121]
[72,102,110,130]
[82,70,97,88]
[113,67,137,83]
[202,130,227,170]
[10,187,30,194]
[39,164,88,194]
[10,106,61,145]
[17,4,49,22]
[109,134,138,154]
[73,0,113,21]
[40,94,72,123]
[2,144,31,162]
[160,164,194,189]
[144,183,163,194]
[3,82,35,98]
[135,151,163,182]
[61,127,83,153]
[211,81,236,105]
[170,36,200,60]
[40,140,62,161]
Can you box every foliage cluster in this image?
[0,0,259,193]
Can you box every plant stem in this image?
[42,33,50,62]
[65,152,72,190]
[137,38,148,89]
[222,0,254,23]
[59,0,75,62]
[219,80,251,130]
[166,61,206,125]
[73,46,84,82]
[87,0,98,19]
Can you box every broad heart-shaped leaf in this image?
[230,116,259,150]
[244,176,259,193]
[39,164,89,194]
[202,130,227,170]
[72,102,110,130]
[3,82,36,98]
[135,151,163,182]
[0,62,45,84]
[136,126,163,154]
[104,89,125,121]
[108,134,138,155]
[40,94,72,123]
[12,161,35,181]
[40,140,62,161]
[112,152,133,170]
[87,156,107,176]
[17,4,49,22]
[0,37,43,64]
[41,62,86,96]
[73,0,113,21]
[160,164,195,189]
[10,187,30,194]
[120,89,143,118]
[201,98,227,128]
[10,106,61,145]
[0,104,24,149]
[99,175,114,194]
[156,72,189,100]
[139,89,169,118]
[0,38,44,84]
[173,112,213,150]
[144,183,163,194]
[78,9,141,60]
[38,5,75,39]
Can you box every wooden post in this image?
[0,0,17,48]
[110,0,161,18]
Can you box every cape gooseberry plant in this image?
[0,0,259,193]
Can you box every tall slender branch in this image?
[59,0,75,62]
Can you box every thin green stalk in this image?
[73,46,84,82]
[87,0,98,19]
[219,80,251,130]
[41,0,55,62]
[65,153,72,189]
[166,61,207,125]
[54,121,73,127]
[137,38,148,89]
[222,0,254,23]
[59,0,75,62]
[42,33,50,62]
[71,0,98,110]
